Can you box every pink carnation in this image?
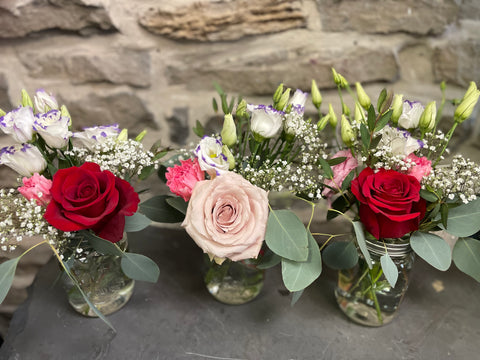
[166,158,205,201]
[405,154,432,182]
[322,150,358,198]
[18,173,52,206]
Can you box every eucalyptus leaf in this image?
[140,195,185,223]
[121,252,160,283]
[291,289,304,307]
[0,258,20,304]
[353,221,372,269]
[265,209,309,262]
[165,197,188,216]
[410,231,452,271]
[83,231,124,257]
[440,198,480,237]
[322,241,358,270]
[380,254,398,288]
[124,212,151,232]
[257,250,281,270]
[453,237,480,282]
[281,232,322,292]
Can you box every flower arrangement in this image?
[318,70,480,324]
[0,89,164,328]
[154,83,334,298]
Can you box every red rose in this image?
[351,167,426,239]
[44,162,139,243]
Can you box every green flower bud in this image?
[419,101,436,133]
[135,129,147,142]
[236,99,247,118]
[331,68,348,88]
[342,103,351,116]
[354,102,364,123]
[317,115,329,131]
[273,83,284,104]
[21,89,33,108]
[341,114,355,147]
[0,108,6,117]
[220,113,237,147]
[311,79,322,109]
[60,104,72,127]
[222,145,236,170]
[454,82,480,123]
[276,88,291,111]
[440,80,446,92]
[328,104,337,128]
[390,93,404,125]
[117,128,128,142]
[355,82,371,110]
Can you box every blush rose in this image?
[44,162,139,243]
[18,173,53,206]
[165,158,205,201]
[182,172,269,263]
[351,167,426,239]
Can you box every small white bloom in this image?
[398,100,424,129]
[34,89,59,113]
[247,104,284,139]
[194,136,229,176]
[0,106,35,143]
[0,143,47,176]
[34,110,72,148]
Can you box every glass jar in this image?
[204,257,265,305]
[62,235,134,317]
[334,237,414,326]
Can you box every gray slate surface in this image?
[1,227,479,360]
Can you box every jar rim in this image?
[365,238,412,258]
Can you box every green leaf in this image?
[327,196,349,220]
[453,237,480,282]
[265,209,309,262]
[367,105,376,131]
[257,250,281,270]
[138,164,156,180]
[140,195,185,223]
[281,231,322,292]
[327,156,347,167]
[193,120,205,138]
[82,231,124,257]
[374,109,392,132]
[318,157,333,179]
[121,252,160,283]
[291,289,304,307]
[322,241,358,270]
[212,98,218,113]
[369,135,382,150]
[124,212,151,232]
[213,82,225,95]
[380,254,398,288]
[353,221,372,269]
[376,89,387,113]
[341,170,355,191]
[360,123,370,150]
[440,202,449,229]
[0,258,20,304]
[420,189,439,203]
[440,198,480,237]
[165,197,188,216]
[410,231,452,271]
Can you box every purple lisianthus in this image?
[0,106,35,143]
[194,136,229,176]
[34,110,72,149]
[72,124,121,150]
[0,144,47,177]
[398,100,424,129]
[247,104,284,140]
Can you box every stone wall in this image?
[1,0,479,157]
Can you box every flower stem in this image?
[368,267,383,325]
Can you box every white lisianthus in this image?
[34,110,72,149]
[72,124,121,150]
[247,104,284,140]
[0,144,47,176]
[34,89,59,113]
[289,89,308,110]
[398,100,424,129]
[0,106,35,143]
[194,136,229,176]
[379,126,423,156]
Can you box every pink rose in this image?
[322,150,358,198]
[18,173,53,206]
[182,172,269,263]
[405,154,432,182]
[166,158,205,201]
